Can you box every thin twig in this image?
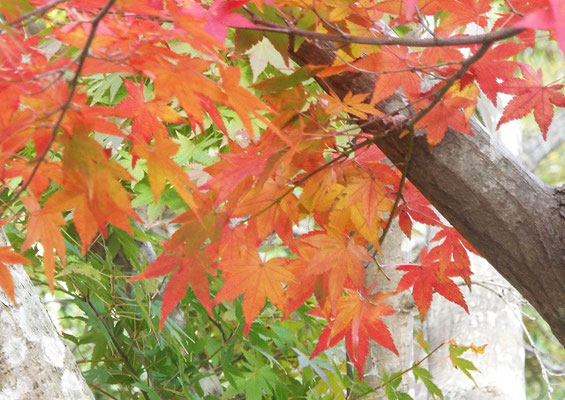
[353,342,446,399]
[245,138,373,223]
[242,9,524,48]
[379,127,414,247]
[6,0,68,26]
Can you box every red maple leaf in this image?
[438,0,491,34]
[431,226,477,283]
[183,0,256,43]
[396,182,441,238]
[396,247,469,321]
[44,134,139,253]
[355,46,421,103]
[468,43,524,105]
[498,64,565,139]
[311,289,397,379]
[112,80,183,144]
[131,252,215,330]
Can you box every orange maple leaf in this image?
[298,232,370,307]
[232,178,300,248]
[320,91,379,119]
[44,135,138,253]
[219,66,272,139]
[498,64,565,139]
[133,137,201,212]
[21,196,66,291]
[311,289,397,379]
[0,247,30,303]
[355,46,421,103]
[335,170,394,248]
[214,242,295,335]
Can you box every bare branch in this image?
[242,10,524,48]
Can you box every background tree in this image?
[0,0,564,398]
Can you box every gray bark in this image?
[0,233,94,400]
[292,40,565,347]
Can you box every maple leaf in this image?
[405,0,418,19]
[132,137,201,212]
[375,0,442,18]
[0,247,30,304]
[321,91,379,119]
[184,0,256,43]
[498,64,565,139]
[517,0,565,55]
[438,0,491,34]
[431,226,477,282]
[21,196,66,291]
[131,252,215,330]
[467,42,524,105]
[311,289,397,379]
[112,80,183,144]
[150,58,226,132]
[4,159,61,199]
[214,244,295,335]
[219,66,273,140]
[298,232,370,307]
[415,94,474,145]
[396,182,441,238]
[44,134,138,253]
[355,46,421,103]
[232,178,300,249]
[334,170,394,248]
[396,247,469,321]
[203,143,280,206]
[131,209,223,328]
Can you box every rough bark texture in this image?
[0,234,94,400]
[292,40,565,347]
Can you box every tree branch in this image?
[292,40,565,347]
[242,10,524,48]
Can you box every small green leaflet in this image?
[412,367,444,399]
[449,343,479,384]
[383,371,413,400]
[246,37,287,81]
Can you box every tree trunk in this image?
[291,40,565,347]
[0,233,94,400]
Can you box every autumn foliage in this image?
[0,0,564,382]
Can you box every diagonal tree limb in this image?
[292,40,565,347]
